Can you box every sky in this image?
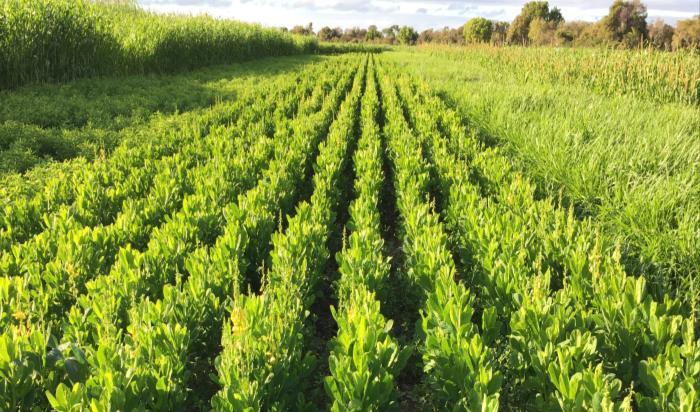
[138,0,700,30]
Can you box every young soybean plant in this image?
[38,60,356,411]
[324,59,409,411]
[398,70,700,410]
[393,71,623,410]
[378,61,501,410]
[212,57,366,411]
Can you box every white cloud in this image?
[137,0,700,30]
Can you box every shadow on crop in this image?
[0,54,325,176]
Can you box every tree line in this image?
[284,1,699,50]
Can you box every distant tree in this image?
[601,0,648,47]
[507,1,564,45]
[648,18,674,50]
[366,25,381,41]
[548,7,563,24]
[491,21,510,45]
[463,17,493,43]
[380,25,399,44]
[433,26,465,44]
[575,21,609,46]
[528,18,558,45]
[318,26,334,41]
[318,26,343,42]
[556,21,592,45]
[453,25,468,44]
[419,29,435,44]
[280,27,289,33]
[290,22,314,36]
[397,26,418,45]
[672,16,700,50]
[507,16,529,44]
[342,27,367,42]
[382,25,399,38]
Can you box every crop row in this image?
[0,55,360,410]
[0,58,334,254]
[0,80,258,252]
[46,58,358,411]
[324,57,408,410]
[0,55,325,176]
[376,60,502,410]
[0,59,338,332]
[3,53,697,410]
[212,54,367,411]
[385,59,700,410]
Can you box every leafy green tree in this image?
[290,22,314,36]
[672,16,700,50]
[382,25,399,39]
[366,25,381,41]
[556,21,593,45]
[463,17,493,43]
[575,21,609,46]
[507,1,563,45]
[491,21,510,45]
[528,18,559,45]
[601,0,648,47]
[397,26,418,45]
[648,19,674,50]
[318,26,334,41]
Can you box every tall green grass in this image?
[0,0,318,89]
[420,44,700,106]
[389,48,700,317]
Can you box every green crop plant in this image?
[1,41,699,412]
[0,0,318,89]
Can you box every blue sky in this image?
[138,0,700,30]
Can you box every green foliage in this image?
[379,62,502,410]
[0,57,356,410]
[649,19,675,51]
[421,44,700,106]
[602,0,649,46]
[528,18,560,45]
[325,289,409,411]
[2,44,700,412]
[464,18,494,43]
[507,1,563,45]
[366,25,381,41]
[0,0,318,89]
[212,58,365,411]
[318,26,341,41]
[381,60,700,410]
[0,55,322,176]
[673,16,700,50]
[397,26,418,45]
[324,59,409,411]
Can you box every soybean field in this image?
[2,47,700,412]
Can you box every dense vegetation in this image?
[307,1,700,51]
[389,46,700,324]
[1,0,699,406]
[0,54,323,175]
[0,0,317,89]
[422,45,700,106]
[1,45,700,411]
